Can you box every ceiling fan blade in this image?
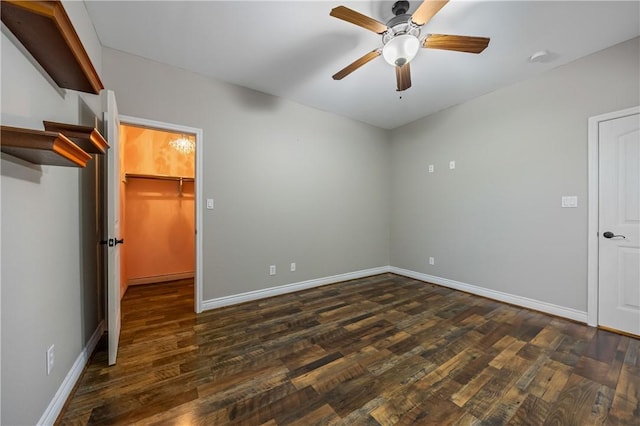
[395,63,411,92]
[423,34,490,54]
[333,50,381,80]
[330,6,388,34]
[411,0,449,26]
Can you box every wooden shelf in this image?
[1,0,104,94]
[125,173,194,196]
[1,126,92,167]
[125,173,194,182]
[44,121,109,154]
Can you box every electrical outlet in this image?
[561,196,578,208]
[269,265,276,276]
[428,164,434,173]
[429,257,435,265]
[46,345,55,375]
[290,262,296,272]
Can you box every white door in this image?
[598,112,640,336]
[103,90,122,364]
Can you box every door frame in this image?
[119,114,205,313]
[586,105,639,327]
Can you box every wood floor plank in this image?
[451,366,498,407]
[480,383,527,424]
[608,364,640,424]
[543,373,613,425]
[287,403,340,426]
[585,329,622,363]
[510,394,552,425]
[397,395,466,425]
[56,275,640,425]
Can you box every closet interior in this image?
[120,124,195,293]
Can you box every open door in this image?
[103,90,122,365]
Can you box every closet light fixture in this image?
[169,135,195,154]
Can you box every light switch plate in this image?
[206,198,214,210]
[449,161,456,169]
[46,345,54,375]
[561,196,578,208]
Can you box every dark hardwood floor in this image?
[57,274,639,425]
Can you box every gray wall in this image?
[0,2,103,424]
[101,48,391,301]
[389,37,640,311]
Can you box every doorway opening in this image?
[118,115,203,313]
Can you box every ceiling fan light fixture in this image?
[382,34,420,67]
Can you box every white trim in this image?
[37,321,104,426]
[389,267,588,323]
[128,272,194,286]
[118,115,204,313]
[586,106,640,327]
[201,265,589,322]
[195,121,204,314]
[201,267,391,311]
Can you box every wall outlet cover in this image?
[561,196,578,208]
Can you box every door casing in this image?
[587,105,640,327]
[119,114,205,313]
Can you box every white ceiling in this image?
[84,1,640,129]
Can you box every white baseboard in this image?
[389,267,588,323]
[201,266,390,311]
[128,271,194,286]
[38,321,104,426]
[200,265,587,323]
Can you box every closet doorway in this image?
[119,115,203,313]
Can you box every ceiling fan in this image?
[330,0,490,91]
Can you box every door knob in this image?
[603,231,626,239]
[99,238,123,246]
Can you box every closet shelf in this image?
[1,126,92,167]
[125,173,194,196]
[43,121,109,154]
[125,173,194,182]
[1,0,104,94]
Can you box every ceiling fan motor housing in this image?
[383,15,420,45]
[392,0,411,16]
[384,0,420,45]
